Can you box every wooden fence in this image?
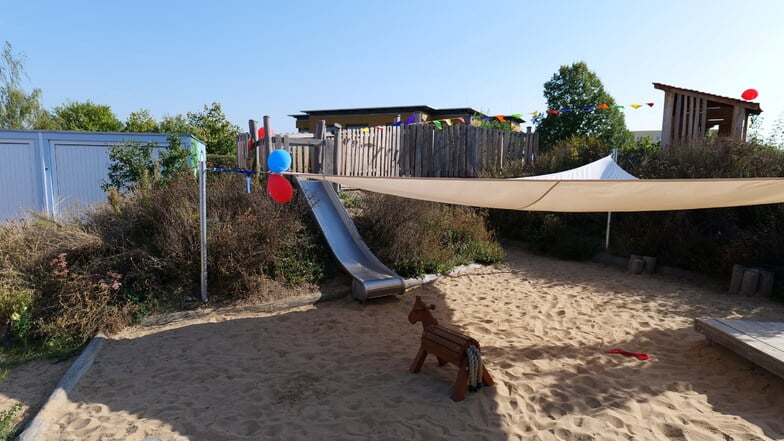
[239,120,538,177]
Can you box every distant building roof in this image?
[289,105,525,123]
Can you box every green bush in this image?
[354,193,505,277]
[610,138,784,281]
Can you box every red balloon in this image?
[267,174,293,203]
[741,88,758,100]
[258,127,275,139]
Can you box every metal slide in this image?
[295,177,406,302]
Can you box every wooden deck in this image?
[694,318,784,379]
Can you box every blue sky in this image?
[3,1,784,137]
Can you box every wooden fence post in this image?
[313,120,326,173]
[262,116,272,173]
[333,129,342,175]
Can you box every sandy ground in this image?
[0,357,72,434]
[5,247,784,441]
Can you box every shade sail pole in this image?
[605,149,618,250]
[199,159,208,302]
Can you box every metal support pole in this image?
[605,149,618,250]
[199,160,208,302]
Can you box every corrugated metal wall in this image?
[0,139,41,220]
[0,130,205,221]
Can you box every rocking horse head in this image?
[408,295,438,328]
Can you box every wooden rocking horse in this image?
[408,295,494,401]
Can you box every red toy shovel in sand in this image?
[606,348,649,360]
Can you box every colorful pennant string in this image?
[348,100,656,131]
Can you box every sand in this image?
[9,247,784,440]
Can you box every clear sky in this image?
[3,1,783,137]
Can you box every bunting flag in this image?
[538,101,654,116]
[352,99,658,132]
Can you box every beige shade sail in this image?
[294,174,784,212]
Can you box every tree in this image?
[536,62,632,149]
[51,100,123,132]
[102,135,191,192]
[158,113,192,134]
[0,41,46,129]
[124,108,159,133]
[187,102,240,155]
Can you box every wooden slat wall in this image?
[274,125,536,177]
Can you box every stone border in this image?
[16,334,106,441]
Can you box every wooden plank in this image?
[500,131,508,171]
[466,126,476,177]
[454,126,461,177]
[429,126,435,176]
[347,131,355,176]
[700,98,708,140]
[691,97,700,140]
[660,91,674,148]
[415,125,425,177]
[683,95,692,140]
[359,131,367,176]
[333,130,342,175]
[402,126,411,175]
[673,93,683,144]
[694,318,784,380]
[380,127,387,176]
[433,128,442,177]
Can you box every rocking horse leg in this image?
[481,365,494,386]
[409,347,427,373]
[451,361,469,402]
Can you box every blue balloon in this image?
[267,149,292,173]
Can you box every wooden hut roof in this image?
[653,83,762,114]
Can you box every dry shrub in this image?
[0,219,136,352]
[91,172,330,304]
[1,172,331,355]
[354,192,505,277]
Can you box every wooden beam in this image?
[673,93,683,144]
[661,91,675,148]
